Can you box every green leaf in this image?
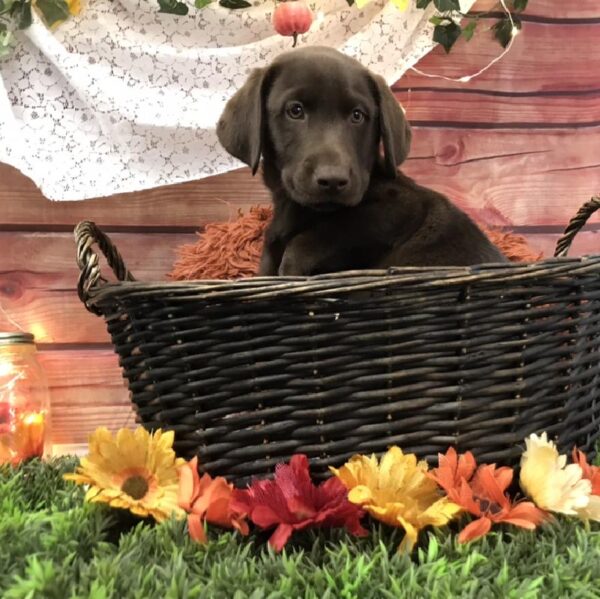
[429,15,444,25]
[433,21,461,53]
[157,0,189,15]
[416,0,433,8]
[462,20,477,41]
[219,0,251,8]
[493,16,521,48]
[0,0,15,15]
[10,0,31,29]
[0,28,13,58]
[35,0,69,27]
[512,0,528,11]
[194,0,211,7]
[433,0,460,11]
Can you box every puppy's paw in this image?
[278,248,310,276]
[278,255,303,276]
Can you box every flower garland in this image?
[0,0,528,59]
[63,427,600,552]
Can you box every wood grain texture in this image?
[0,232,196,343]
[473,0,599,19]
[404,128,600,227]
[397,89,600,126]
[399,22,600,93]
[0,163,267,228]
[39,350,134,444]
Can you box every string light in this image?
[409,0,518,84]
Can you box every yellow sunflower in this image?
[64,427,186,523]
[331,447,460,552]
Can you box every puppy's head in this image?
[217,46,411,210]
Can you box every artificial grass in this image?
[2,458,600,599]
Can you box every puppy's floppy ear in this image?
[370,74,412,178]
[217,68,269,175]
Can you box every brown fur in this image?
[217,47,507,276]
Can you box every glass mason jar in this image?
[0,332,51,465]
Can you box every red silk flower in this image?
[230,454,368,551]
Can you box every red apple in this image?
[272,0,314,48]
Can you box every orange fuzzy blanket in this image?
[170,205,542,281]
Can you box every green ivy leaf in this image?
[35,0,69,27]
[194,0,211,7]
[433,21,461,53]
[433,0,460,11]
[219,0,251,8]
[0,0,14,15]
[0,28,13,56]
[416,0,433,8]
[493,16,521,48]
[512,0,528,11]
[157,0,189,15]
[462,20,477,41]
[429,15,444,25]
[10,0,31,29]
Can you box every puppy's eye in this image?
[286,102,305,120]
[350,109,365,124]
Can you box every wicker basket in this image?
[75,197,600,483]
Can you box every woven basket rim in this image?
[85,254,600,307]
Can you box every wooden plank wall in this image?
[0,0,598,448]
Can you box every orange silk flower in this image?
[178,457,249,543]
[572,448,600,496]
[430,448,547,543]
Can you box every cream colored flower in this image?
[520,432,591,515]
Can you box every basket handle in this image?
[74,221,136,314]
[554,196,600,258]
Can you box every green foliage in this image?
[512,0,528,11]
[35,0,69,27]
[9,0,30,29]
[433,20,462,54]
[493,15,522,48]
[1,457,600,598]
[157,0,189,16]
[461,20,477,42]
[219,0,251,9]
[194,0,212,8]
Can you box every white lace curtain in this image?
[0,0,475,200]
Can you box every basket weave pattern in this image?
[75,198,600,482]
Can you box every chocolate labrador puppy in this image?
[217,46,506,276]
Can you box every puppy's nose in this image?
[314,167,349,193]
